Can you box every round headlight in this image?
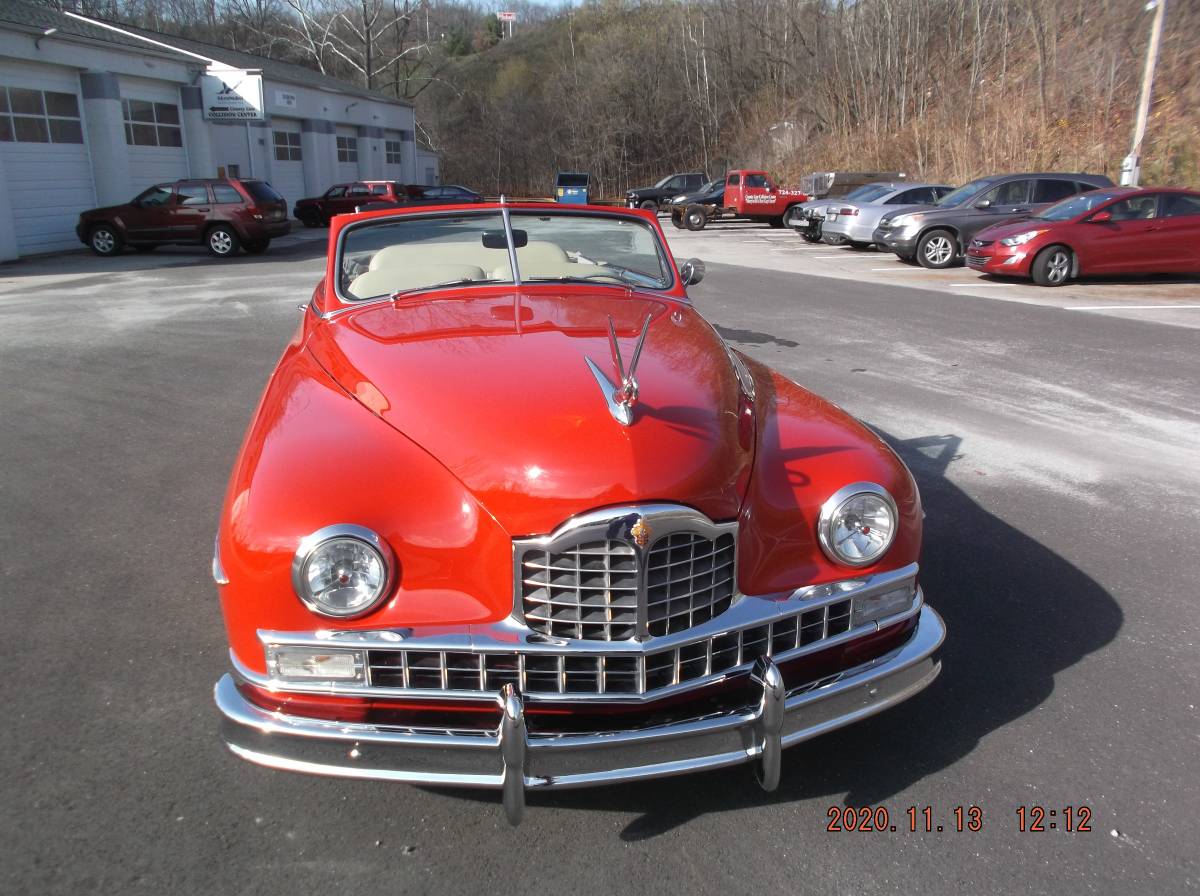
[292,524,393,617]
[817,483,898,568]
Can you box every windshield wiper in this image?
[387,278,507,300]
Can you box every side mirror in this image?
[679,258,706,286]
[1089,210,1113,223]
[974,199,992,209]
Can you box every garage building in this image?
[0,0,439,260]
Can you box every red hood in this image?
[975,217,1053,242]
[306,290,753,535]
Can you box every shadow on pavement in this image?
[432,428,1123,839]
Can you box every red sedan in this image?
[966,187,1200,285]
[211,201,944,824]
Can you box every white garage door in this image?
[269,117,306,211]
[0,61,96,255]
[119,76,188,192]
[335,124,359,183]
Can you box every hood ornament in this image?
[585,313,652,426]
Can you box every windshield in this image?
[846,184,893,203]
[1034,190,1124,221]
[339,210,672,301]
[934,178,995,208]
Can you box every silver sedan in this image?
[821,183,955,248]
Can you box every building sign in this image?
[275,90,297,109]
[497,11,516,20]
[201,68,265,121]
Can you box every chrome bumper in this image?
[215,605,944,824]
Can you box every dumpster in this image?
[555,172,590,204]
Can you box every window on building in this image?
[0,86,84,143]
[122,99,183,147]
[385,140,403,165]
[337,135,358,163]
[273,130,302,161]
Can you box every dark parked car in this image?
[294,181,406,226]
[967,187,1200,285]
[667,179,724,229]
[406,184,484,206]
[77,178,289,258]
[873,172,1114,269]
[626,172,708,211]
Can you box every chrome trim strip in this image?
[212,536,229,586]
[214,605,946,822]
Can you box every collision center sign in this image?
[201,68,265,121]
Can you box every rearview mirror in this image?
[482,229,528,249]
[1089,210,1113,223]
[974,199,992,209]
[680,258,706,286]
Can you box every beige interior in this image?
[348,263,488,299]
[355,239,589,297]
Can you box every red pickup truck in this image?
[670,169,809,231]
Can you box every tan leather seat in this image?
[349,263,487,299]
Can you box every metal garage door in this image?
[0,60,97,255]
[269,117,306,212]
[335,124,359,183]
[119,76,189,193]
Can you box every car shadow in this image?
[428,427,1122,839]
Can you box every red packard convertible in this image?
[212,201,945,823]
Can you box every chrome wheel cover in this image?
[92,230,115,253]
[210,230,233,255]
[1047,250,1070,283]
[923,235,953,265]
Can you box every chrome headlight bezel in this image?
[291,524,394,618]
[817,482,899,568]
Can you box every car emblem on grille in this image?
[630,518,651,548]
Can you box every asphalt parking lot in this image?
[1,226,1197,894]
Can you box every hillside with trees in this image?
[48,0,1199,197]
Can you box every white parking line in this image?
[1065,304,1200,311]
[870,267,924,272]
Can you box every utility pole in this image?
[1122,0,1167,186]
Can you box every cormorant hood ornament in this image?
[585,313,652,426]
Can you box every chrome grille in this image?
[367,598,854,697]
[516,505,741,643]
[519,539,639,641]
[645,532,736,637]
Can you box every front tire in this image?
[206,225,240,258]
[917,229,958,269]
[639,200,657,212]
[801,226,822,243]
[88,225,122,257]
[670,209,686,229]
[1030,245,1073,286]
[684,205,708,231]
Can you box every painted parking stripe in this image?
[1065,304,1200,311]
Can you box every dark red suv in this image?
[76,178,291,258]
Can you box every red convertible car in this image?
[967,187,1200,285]
[212,201,945,823]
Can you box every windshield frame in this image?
[332,205,678,309]
[1031,188,1127,222]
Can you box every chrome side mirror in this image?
[680,258,706,286]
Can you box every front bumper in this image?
[965,246,1032,276]
[873,228,919,257]
[216,604,944,823]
